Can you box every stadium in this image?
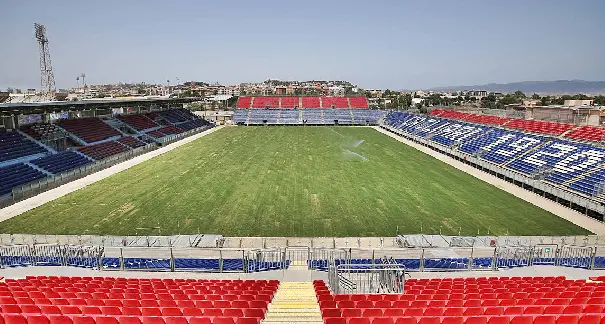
[1,93,605,324]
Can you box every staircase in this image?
[247,109,252,124]
[277,109,281,124]
[320,110,325,124]
[298,109,303,123]
[262,282,323,323]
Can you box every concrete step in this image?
[261,282,321,324]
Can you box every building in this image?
[564,99,594,107]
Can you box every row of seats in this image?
[117,137,146,149]
[30,152,91,175]
[57,118,121,144]
[0,163,47,196]
[0,277,275,324]
[315,278,605,324]
[117,115,158,131]
[237,97,369,109]
[21,124,66,141]
[0,314,261,324]
[77,142,130,161]
[431,109,604,141]
[234,109,385,125]
[0,132,47,163]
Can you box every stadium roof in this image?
[0,97,200,115]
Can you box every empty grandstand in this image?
[0,98,214,206]
[384,109,605,219]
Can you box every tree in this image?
[594,95,605,106]
[531,93,541,100]
[383,89,392,97]
[513,90,526,99]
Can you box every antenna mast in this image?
[34,23,56,100]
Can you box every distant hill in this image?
[429,80,605,95]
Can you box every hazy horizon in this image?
[2,0,605,91]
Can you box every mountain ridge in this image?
[427,80,605,94]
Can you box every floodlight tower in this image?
[34,23,56,99]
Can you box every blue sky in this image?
[1,0,604,90]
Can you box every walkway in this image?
[374,126,605,235]
[0,126,224,222]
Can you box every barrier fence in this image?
[1,244,604,273]
[329,264,406,294]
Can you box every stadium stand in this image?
[504,119,575,136]
[348,97,370,109]
[20,123,66,140]
[237,96,253,109]
[316,277,605,324]
[232,110,249,124]
[251,97,280,109]
[117,136,146,149]
[353,110,385,124]
[459,129,546,165]
[323,110,353,124]
[156,126,184,136]
[146,130,166,139]
[0,276,277,324]
[322,97,350,109]
[29,151,92,174]
[77,141,130,161]
[248,110,278,125]
[0,131,47,163]
[302,109,324,125]
[57,118,122,144]
[565,126,605,142]
[0,163,47,196]
[464,114,510,126]
[158,110,189,124]
[279,109,300,124]
[177,120,208,131]
[117,115,159,131]
[280,97,299,109]
[302,97,321,109]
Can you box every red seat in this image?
[442,318,463,324]
[362,309,383,317]
[95,317,118,324]
[41,307,61,315]
[465,318,488,324]
[141,318,165,324]
[182,308,203,316]
[212,318,235,324]
[47,316,72,324]
[4,315,27,324]
[348,319,371,324]
[243,309,264,319]
[161,308,182,316]
[395,318,417,324]
[511,316,533,324]
[418,318,441,324]
[488,317,510,324]
[342,309,362,318]
[235,319,258,324]
[188,318,211,324]
[578,315,602,324]
[101,307,121,316]
[555,315,579,324]
[534,316,557,324]
[372,318,394,324]
[164,318,187,324]
[203,309,222,316]
[323,309,342,317]
[384,309,403,316]
[325,319,346,324]
[72,317,95,324]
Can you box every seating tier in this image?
[57,119,121,144]
[0,163,47,196]
[117,115,158,131]
[77,142,129,161]
[0,132,47,163]
[30,152,91,175]
[0,277,278,324]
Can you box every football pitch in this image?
[0,126,591,236]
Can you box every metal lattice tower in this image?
[34,23,56,100]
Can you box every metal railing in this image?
[329,263,406,294]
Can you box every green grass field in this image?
[0,127,591,236]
